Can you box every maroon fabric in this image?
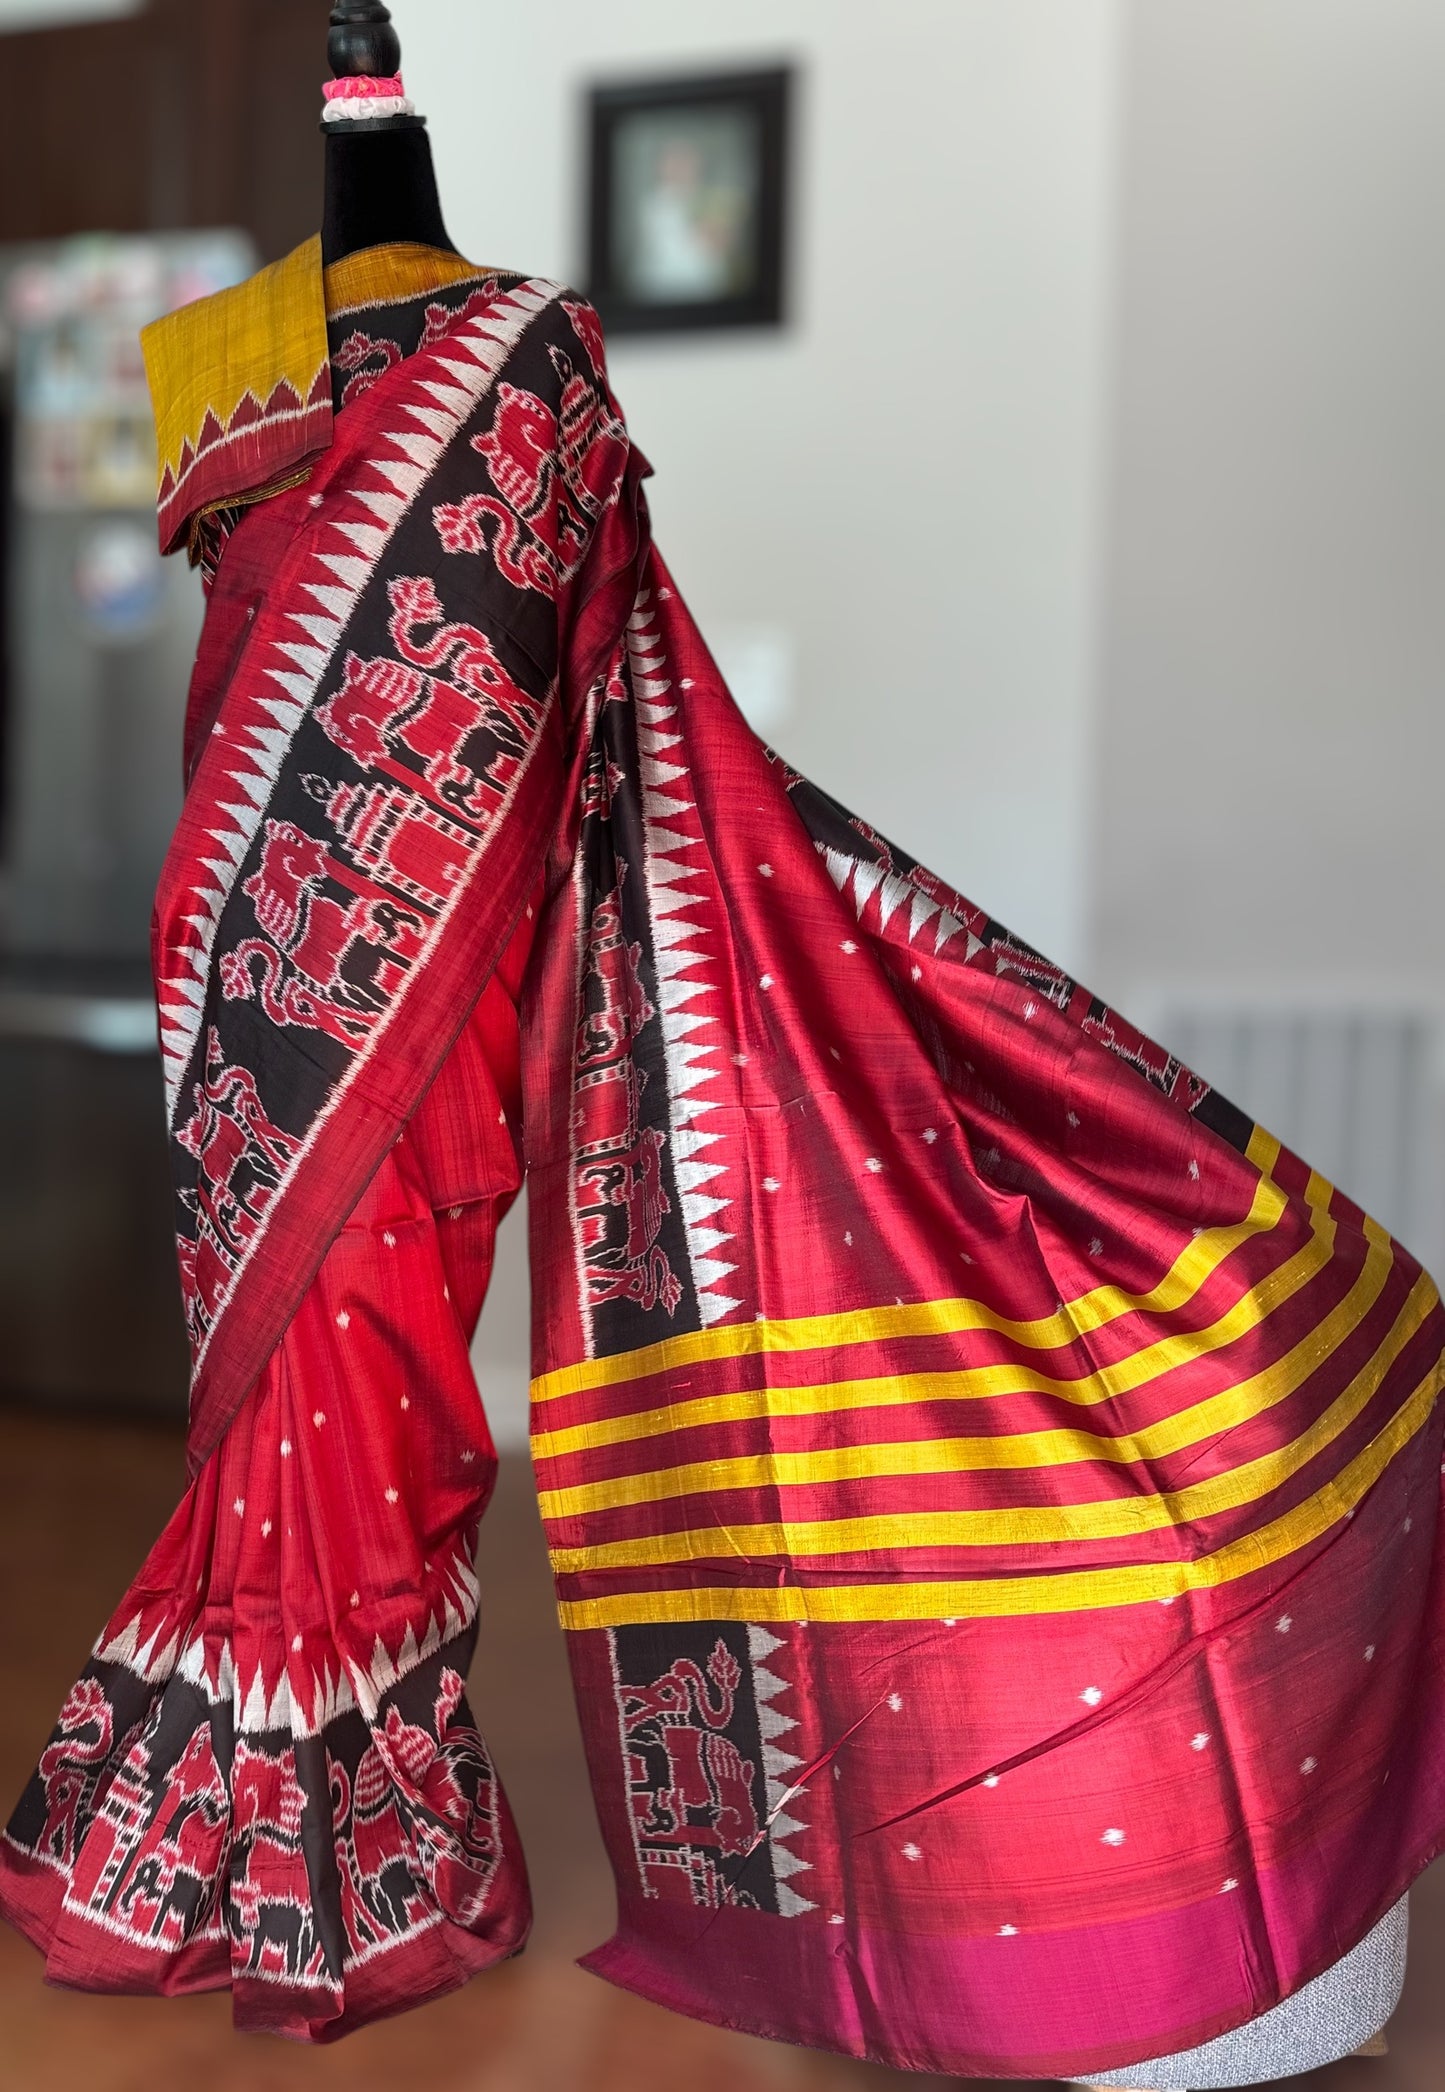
[4,266,1445,2071]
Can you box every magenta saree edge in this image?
[577,1816,1445,2080]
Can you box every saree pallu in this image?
[3,262,1445,2073]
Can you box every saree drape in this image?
[3,253,1444,2074]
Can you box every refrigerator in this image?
[0,232,252,1417]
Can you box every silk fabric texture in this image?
[3,253,1445,2074]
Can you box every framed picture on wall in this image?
[586,67,792,336]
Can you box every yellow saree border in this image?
[554,1362,1442,1628]
[536,1223,1408,1521]
[547,1268,1438,1569]
[325,242,496,318]
[533,1126,1291,1407]
[532,1182,1340,1465]
[539,1114,1445,1627]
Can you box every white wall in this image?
[405,0,1120,972]
[401,0,1123,1445]
[1092,0,1445,1003]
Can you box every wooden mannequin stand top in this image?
[321,0,458,265]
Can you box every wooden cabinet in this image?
[0,0,325,261]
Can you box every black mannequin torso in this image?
[322,127,457,266]
[321,1,459,267]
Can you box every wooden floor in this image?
[0,1409,1441,2092]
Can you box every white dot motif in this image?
[1300,1756,1318,1775]
[922,1128,938,1144]
[261,1519,273,1538]
[1101,1827,1126,1847]
[1276,1614,1292,1635]
[901,1842,923,1863]
[763,1178,781,1193]
[1221,1877,1240,1894]
[232,1498,245,1517]
[982,1774,1000,1789]
[887,1694,904,1713]
[280,1439,293,1458]
[335,1311,350,1330]
[385,1487,399,1505]
[866,1158,884,1174]
[998,1924,1018,1937]
[1364,1645,1376,1662]
[758,863,774,878]
[1191,1732,1211,1752]
[383,1232,397,1248]
[759,974,774,990]
[1079,1686,1103,1707]
[841,941,858,955]
[313,1410,326,1428]
[291,1634,304,1652]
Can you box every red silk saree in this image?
[3,246,1444,2075]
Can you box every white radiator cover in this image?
[1131,985,1445,1282]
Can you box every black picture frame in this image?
[586,67,792,337]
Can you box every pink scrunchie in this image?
[323,73,406,101]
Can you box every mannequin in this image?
[321,0,458,265]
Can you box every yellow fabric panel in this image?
[547,1271,1439,1571]
[554,1363,1441,1628]
[325,243,497,317]
[536,1221,1399,1521]
[142,237,328,493]
[142,238,491,545]
[531,1127,1290,1406]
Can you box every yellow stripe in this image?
[548,1273,1439,1572]
[537,1222,1397,1522]
[554,1363,1442,1628]
[532,1195,1337,1464]
[324,242,497,319]
[532,1128,1289,1406]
